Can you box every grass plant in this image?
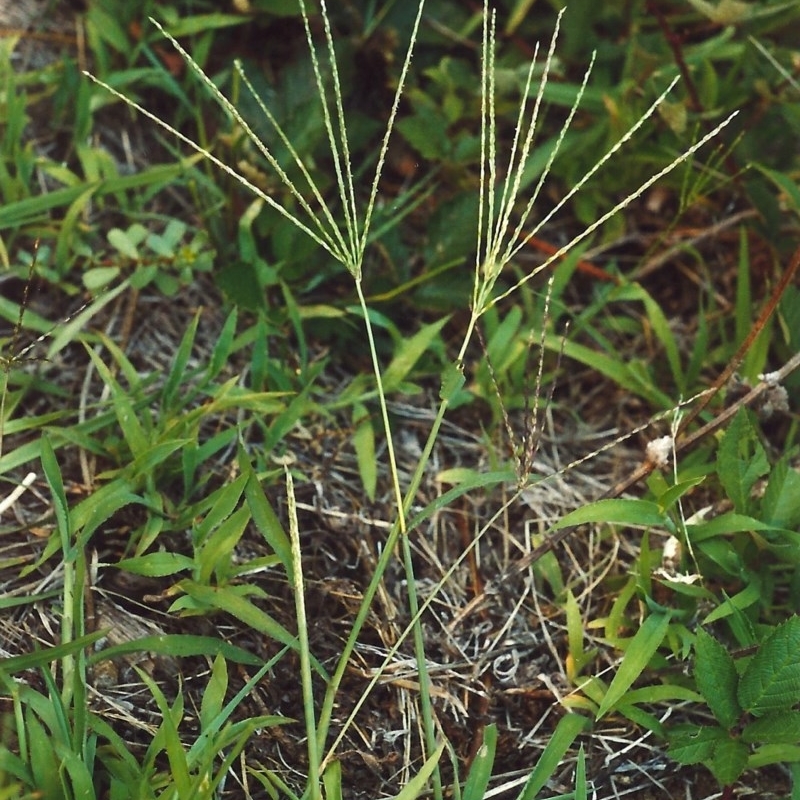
[1,1,800,798]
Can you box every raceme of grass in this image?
[1,1,800,798]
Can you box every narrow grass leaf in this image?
[596,612,671,719]
[200,654,228,730]
[409,470,516,530]
[544,334,674,407]
[462,723,497,800]
[0,748,32,785]
[620,684,704,706]
[187,659,288,767]
[161,12,247,36]
[162,311,200,411]
[207,307,237,380]
[85,348,149,458]
[636,285,685,392]
[59,751,94,799]
[717,408,769,512]
[195,473,247,536]
[702,580,762,624]
[352,402,376,501]
[241,447,293,575]
[0,164,185,229]
[390,741,445,800]
[130,440,192,480]
[25,711,61,799]
[517,713,589,800]
[47,282,129,360]
[197,504,251,584]
[322,759,343,800]
[87,634,262,667]
[735,226,752,355]
[137,669,192,798]
[552,498,668,531]
[0,632,105,674]
[382,317,449,392]
[657,477,706,512]
[756,164,800,212]
[39,435,70,551]
[115,552,195,577]
[177,581,298,652]
[575,744,587,800]
[69,478,143,544]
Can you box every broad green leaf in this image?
[762,455,800,529]
[742,711,800,745]
[396,104,450,160]
[708,736,748,785]
[667,723,727,765]
[596,612,671,719]
[694,628,742,729]
[739,616,800,716]
[107,227,141,259]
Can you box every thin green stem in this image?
[286,467,321,799]
[401,535,444,800]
